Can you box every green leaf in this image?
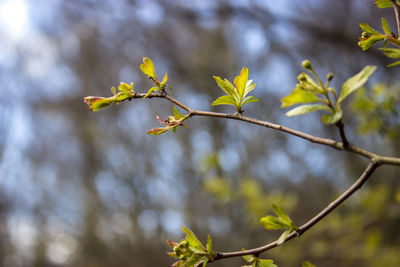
[118,82,134,94]
[387,60,400,67]
[260,216,289,230]
[281,86,320,108]
[213,76,237,98]
[302,261,317,267]
[211,95,237,107]
[84,96,115,111]
[203,258,209,267]
[144,86,159,98]
[375,0,394,8]
[338,65,376,103]
[160,73,168,87]
[285,104,331,117]
[206,235,212,254]
[140,57,157,80]
[244,79,256,96]
[359,23,380,35]
[272,205,292,225]
[173,106,184,120]
[321,109,343,124]
[242,254,255,263]
[257,259,277,267]
[241,96,259,106]
[146,127,170,135]
[234,67,249,99]
[277,229,291,245]
[111,86,116,95]
[182,226,204,250]
[358,35,385,51]
[380,48,400,58]
[381,17,391,34]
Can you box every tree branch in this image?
[131,92,400,165]
[213,161,378,261]
[391,0,400,36]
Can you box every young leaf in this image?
[144,86,159,98]
[280,86,319,108]
[358,35,385,50]
[277,229,291,245]
[234,67,249,99]
[242,254,255,263]
[381,17,391,35]
[257,259,277,267]
[182,226,204,250]
[213,76,237,98]
[272,205,292,225]
[173,106,184,120]
[338,65,376,104]
[260,216,289,230]
[359,23,380,35]
[206,235,213,254]
[387,60,400,67]
[380,48,400,58]
[285,104,331,117]
[203,258,209,267]
[118,82,134,94]
[321,109,343,124]
[375,0,394,8]
[211,95,237,107]
[160,73,168,88]
[146,127,170,135]
[140,57,157,80]
[244,79,256,96]
[241,96,259,106]
[84,96,115,111]
[302,261,317,267]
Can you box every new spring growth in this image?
[302,59,313,71]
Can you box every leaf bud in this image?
[301,60,313,71]
[326,73,333,81]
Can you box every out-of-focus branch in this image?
[391,0,400,36]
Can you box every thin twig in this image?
[214,161,378,260]
[335,120,349,148]
[391,0,400,36]
[130,92,400,165]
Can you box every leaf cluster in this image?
[140,57,169,97]
[167,226,215,267]
[83,82,135,111]
[147,106,189,135]
[212,67,258,113]
[281,60,376,124]
[260,205,298,245]
[241,254,277,267]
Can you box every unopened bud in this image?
[301,60,313,71]
[297,73,307,82]
[326,73,333,81]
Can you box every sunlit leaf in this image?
[281,86,320,108]
[144,86,159,98]
[260,215,289,230]
[321,109,343,124]
[118,82,134,94]
[359,23,380,35]
[182,226,204,250]
[140,57,157,80]
[242,254,255,263]
[206,235,213,254]
[285,104,331,117]
[211,95,237,107]
[375,0,394,8]
[84,96,115,111]
[338,65,376,103]
[272,205,292,225]
[381,17,391,34]
[244,79,256,96]
[277,229,290,245]
[213,76,237,98]
[160,73,168,87]
[241,96,259,106]
[234,67,249,99]
[358,35,385,50]
[173,106,184,120]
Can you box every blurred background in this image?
[1,0,400,266]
